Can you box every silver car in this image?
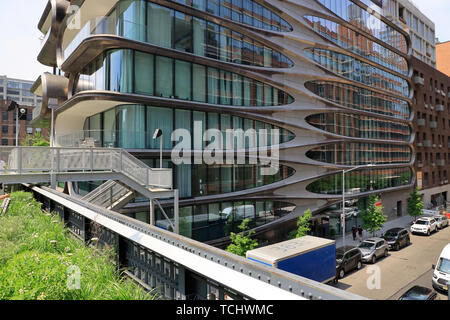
[358,237,389,264]
[435,215,449,230]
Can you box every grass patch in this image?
[0,191,158,300]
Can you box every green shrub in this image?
[0,191,158,300]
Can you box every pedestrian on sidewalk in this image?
[357,225,363,242]
[352,226,357,241]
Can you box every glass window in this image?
[192,64,206,102]
[147,106,173,149]
[109,49,133,93]
[134,51,154,95]
[77,49,293,106]
[207,67,220,104]
[117,104,145,148]
[175,60,191,100]
[148,3,173,47]
[193,18,206,56]
[155,56,173,98]
[174,12,192,52]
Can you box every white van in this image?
[221,205,255,220]
[432,243,450,292]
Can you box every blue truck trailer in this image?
[246,235,337,283]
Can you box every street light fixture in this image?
[153,129,163,168]
[7,101,25,147]
[341,163,375,247]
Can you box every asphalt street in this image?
[332,223,450,300]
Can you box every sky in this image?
[0,0,449,81]
[0,0,52,81]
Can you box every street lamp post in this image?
[153,129,163,168]
[341,164,375,247]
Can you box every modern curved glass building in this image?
[33,0,413,246]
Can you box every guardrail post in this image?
[18,147,22,174]
[174,189,179,234]
[56,149,60,172]
[119,149,123,172]
[149,197,154,226]
[90,148,94,172]
[146,169,149,188]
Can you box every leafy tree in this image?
[226,219,258,257]
[361,195,387,237]
[20,131,50,147]
[407,187,424,222]
[289,209,312,239]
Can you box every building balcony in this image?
[424,140,432,147]
[30,73,69,127]
[417,141,423,147]
[37,0,69,67]
[417,161,423,168]
[436,104,445,112]
[417,118,426,127]
[437,159,446,166]
[430,121,438,129]
[414,76,425,86]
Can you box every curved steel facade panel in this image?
[41,0,413,244]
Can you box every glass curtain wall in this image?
[83,1,293,68]
[306,113,411,142]
[306,143,411,165]
[304,16,408,75]
[315,0,408,53]
[304,48,410,98]
[152,200,295,241]
[76,49,294,106]
[306,167,412,195]
[83,104,295,150]
[305,81,410,120]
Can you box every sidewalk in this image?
[334,215,416,248]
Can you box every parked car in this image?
[382,228,410,251]
[410,217,438,236]
[398,285,437,300]
[432,243,450,292]
[335,246,362,279]
[358,238,388,264]
[435,215,449,230]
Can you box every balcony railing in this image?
[430,121,437,129]
[437,159,446,166]
[417,118,426,127]
[424,140,432,147]
[0,146,172,190]
[55,130,292,149]
[414,76,424,86]
[436,104,444,112]
[63,17,145,63]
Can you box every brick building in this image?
[412,55,450,208]
[436,41,450,77]
[0,76,49,146]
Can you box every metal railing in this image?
[27,184,367,300]
[81,180,132,208]
[0,146,172,189]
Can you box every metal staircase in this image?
[80,180,135,211]
[0,146,179,232]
